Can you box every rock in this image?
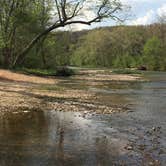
[125,145,133,150]
[138,144,146,151]
[137,66,147,71]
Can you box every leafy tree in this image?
[0,0,52,68]
[143,37,162,70]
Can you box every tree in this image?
[0,0,53,68]
[0,0,20,67]
[143,37,162,70]
[71,29,113,67]
[12,0,125,67]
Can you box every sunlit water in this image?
[0,72,166,166]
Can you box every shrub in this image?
[55,67,75,76]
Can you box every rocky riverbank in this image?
[0,69,142,114]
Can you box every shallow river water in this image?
[0,72,166,166]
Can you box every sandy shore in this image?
[0,69,56,84]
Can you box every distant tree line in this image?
[21,23,166,71]
[70,23,166,71]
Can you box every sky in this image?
[70,0,166,31]
[124,0,166,25]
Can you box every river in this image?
[0,72,165,166]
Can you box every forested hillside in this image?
[21,24,166,71]
[71,24,166,71]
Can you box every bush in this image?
[55,67,75,76]
[143,37,162,70]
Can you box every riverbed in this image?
[0,71,165,165]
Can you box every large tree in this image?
[0,0,52,68]
[10,0,124,67]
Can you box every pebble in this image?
[125,145,133,150]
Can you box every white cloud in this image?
[157,3,166,16]
[122,0,165,3]
[128,3,166,25]
[64,1,166,30]
[131,10,155,25]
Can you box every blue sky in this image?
[70,0,166,31]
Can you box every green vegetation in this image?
[15,67,76,77]
[19,68,56,77]
[143,37,164,70]
[0,0,124,68]
[55,67,76,77]
[71,24,166,71]
[12,23,166,72]
[0,1,165,72]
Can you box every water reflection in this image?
[0,110,130,166]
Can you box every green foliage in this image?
[3,23,164,71]
[0,1,165,71]
[0,36,5,48]
[19,24,164,71]
[16,67,76,77]
[70,25,166,71]
[0,0,52,68]
[143,37,162,70]
[0,0,165,72]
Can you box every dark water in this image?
[0,72,166,166]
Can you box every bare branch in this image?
[55,0,62,22]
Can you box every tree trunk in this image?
[2,47,12,68]
[39,36,47,68]
[12,23,60,67]
[12,20,94,68]
[41,44,47,68]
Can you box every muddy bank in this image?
[0,69,140,114]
